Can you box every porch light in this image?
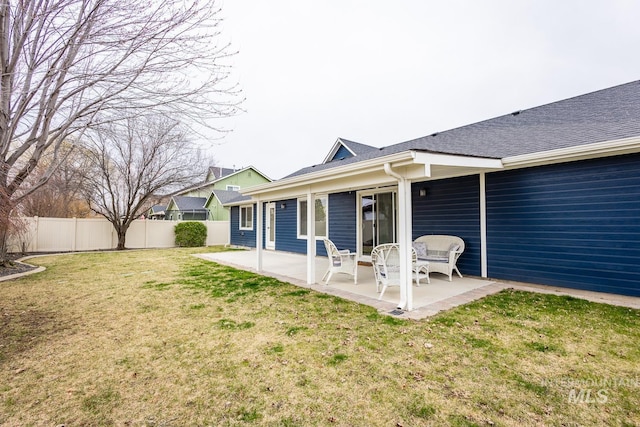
[280,203,286,209]
[419,188,427,197]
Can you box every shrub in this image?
[174,221,207,247]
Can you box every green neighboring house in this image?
[165,196,209,220]
[179,166,271,221]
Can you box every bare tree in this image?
[0,0,240,261]
[20,142,92,218]
[83,115,204,249]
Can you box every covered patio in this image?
[196,249,506,319]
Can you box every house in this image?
[147,205,166,220]
[227,80,640,309]
[178,165,271,199]
[165,196,209,220]
[178,165,271,220]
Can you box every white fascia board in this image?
[242,151,415,197]
[412,151,504,169]
[502,136,640,169]
[243,150,506,200]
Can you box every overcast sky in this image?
[208,0,640,180]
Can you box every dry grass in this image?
[1,247,639,426]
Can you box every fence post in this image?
[33,216,39,252]
[72,217,77,251]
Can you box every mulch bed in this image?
[0,253,38,278]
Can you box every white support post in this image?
[383,162,413,311]
[479,173,488,278]
[306,190,316,285]
[397,177,413,311]
[255,199,263,272]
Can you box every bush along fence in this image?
[7,217,229,253]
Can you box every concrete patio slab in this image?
[196,249,640,319]
[195,249,506,319]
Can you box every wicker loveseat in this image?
[412,235,464,281]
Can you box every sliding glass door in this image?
[360,191,396,257]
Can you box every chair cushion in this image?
[412,242,428,259]
[422,255,449,263]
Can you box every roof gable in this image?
[206,166,235,181]
[322,138,378,164]
[179,165,272,195]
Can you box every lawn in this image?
[1,248,639,426]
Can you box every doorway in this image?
[359,190,397,258]
[265,202,276,250]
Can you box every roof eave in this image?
[503,136,640,169]
[242,150,503,198]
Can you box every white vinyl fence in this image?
[8,217,229,253]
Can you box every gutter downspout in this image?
[383,163,413,311]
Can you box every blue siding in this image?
[330,145,354,162]
[275,198,301,253]
[412,175,482,276]
[274,195,356,256]
[486,153,640,296]
[328,191,358,254]
[229,204,256,247]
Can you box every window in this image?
[298,196,327,238]
[239,205,253,230]
[227,185,240,191]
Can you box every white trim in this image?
[239,205,254,230]
[502,136,640,169]
[479,173,488,278]
[383,163,413,311]
[244,151,416,196]
[306,191,316,285]
[242,150,503,200]
[265,203,276,250]
[297,195,328,239]
[322,138,358,164]
[255,200,263,272]
[356,187,398,261]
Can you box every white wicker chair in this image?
[413,235,464,281]
[322,238,358,285]
[372,244,430,299]
[371,243,401,299]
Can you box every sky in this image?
[207,0,640,180]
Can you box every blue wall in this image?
[273,194,357,256]
[328,191,358,253]
[412,175,482,276]
[229,204,256,247]
[486,153,640,296]
[274,198,307,253]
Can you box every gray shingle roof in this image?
[208,166,236,180]
[211,189,244,205]
[338,138,378,155]
[172,196,207,211]
[286,80,640,178]
[223,193,252,205]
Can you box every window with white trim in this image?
[239,205,253,230]
[227,185,240,191]
[298,196,328,238]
